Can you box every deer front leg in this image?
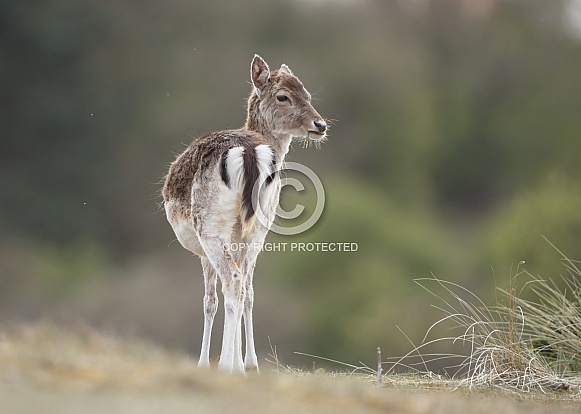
[240,234,269,372]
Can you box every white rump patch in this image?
[252,144,278,229]
[255,144,274,179]
[226,146,245,190]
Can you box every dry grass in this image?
[388,246,581,404]
[2,246,581,413]
[1,322,579,414]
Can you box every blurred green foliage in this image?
[2,0,581,365]
[485,173,581,280]
[264,176,456,362]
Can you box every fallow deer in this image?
[162,54,327,373]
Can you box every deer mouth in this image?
[307,130,326,139]
[302,131,327,149]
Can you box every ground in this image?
[1,323,579,414]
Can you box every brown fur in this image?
[244,70,312,138]
[161,55,326,373]
[162,129,267,218]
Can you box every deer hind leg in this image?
[239,225,271,372]
[220,259,246,374]
[242,263,258,372]
[198,257,218,368]
[240,181,281,372]
[197,234,246,373]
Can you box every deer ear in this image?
[251,54,270,96]
[279,64,293,75]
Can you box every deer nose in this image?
[314,120,327,133]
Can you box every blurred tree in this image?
[426,0,581,211]
[484,173,581,281]
[0,1,112,244]
[2,0,581,367]
[263,176,456,364]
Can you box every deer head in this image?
[246,55,327,144]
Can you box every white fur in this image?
[226,146,245,190]
[164,200,204,256]
[163,55,327,374]
[252,144,278,225]
[255,144,273,175]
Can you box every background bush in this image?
[2,0,581,367]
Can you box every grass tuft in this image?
[405,247,581,395]
[290,246,581,406]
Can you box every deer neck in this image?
[244,95,292,164]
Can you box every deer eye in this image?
[276,95,290,103]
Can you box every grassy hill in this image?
[1,323,579,414]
